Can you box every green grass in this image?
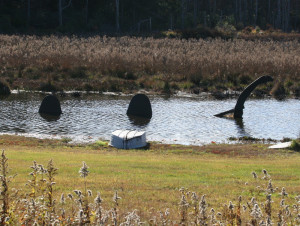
[1,135,300,223]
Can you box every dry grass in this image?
[1,135,300,224]
[0,35,299,95]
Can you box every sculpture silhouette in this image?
[127,94,152,119]
[0,81,11,95]
[39,95,62,116]
[214,75,273,118]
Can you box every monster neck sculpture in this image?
[215,75,273,119]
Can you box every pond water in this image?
[0,93,299,145]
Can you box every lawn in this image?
[0,135,299,224]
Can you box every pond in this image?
[0,92,299,145]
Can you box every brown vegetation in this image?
[0,35,299,96]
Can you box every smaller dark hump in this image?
[127,94,152,119]
[0,81,11,96]
[39,95,62,116]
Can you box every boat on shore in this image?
[110,130,147,149]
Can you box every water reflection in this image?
[234,118,251,137]
[0,94,299,145]
[127,115,150,127]
[39,113,61,122]
[0,95,10,100]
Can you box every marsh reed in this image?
[0,35,299,95]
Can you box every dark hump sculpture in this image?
[0,81,11,96]
[215,75,273,118]
[39,95,62,116]
[127,94,152,119]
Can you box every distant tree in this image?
[58,0,72,26]
[85,0,88,25]
[27,0,30,26]
[254,0,258,26]
[181,0,185,29]
[116,0,120,32]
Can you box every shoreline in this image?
[0,132,296,147]
[7,88,298,100]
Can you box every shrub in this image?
[290,140,300,151]
[39,82,58,92]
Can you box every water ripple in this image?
[0,94,299,145]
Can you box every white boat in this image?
[110,130,147,149]
[269,141,292,149]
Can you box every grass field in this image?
[0,135,300,224]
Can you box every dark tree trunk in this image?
[235,0,238,23]
[27,0,30,26]
[181,0,185,29]
[193,0,197,27]
[213,0,216,14]
[58,0,72,26]
[85,0,89,25]
[286,0,291,31]
[239,0,242,22]
[170,13,173,30]
[255,0,258,26]
[59,0,63,26]
[116,0,120,32]
[243,0,247,25]
[276,0,281,28]
[268,0,271,23]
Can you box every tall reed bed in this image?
[0,35,299,94]
[1,150,300,225]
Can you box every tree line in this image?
[0,0,299,34]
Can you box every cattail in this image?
[228,201,234,210]
[67,193,73,200]
[266,179,274,193]
[262,169,270,180]
[87,190,92,197]
[251,204,263,220]
[121,209,141,225]
[209,208,216,225]
[78,209,84,224]
[94,192,102,204]
[284,206,291,217]
[165,208,170,216]
[198,195,207,225]
[251,197,257,206]
[191,192,199,224]
[60,193,65,204]
[179,187,185,193]
[280,187,288,197]
[265,216,272,226]
[74,190,82,197]
[113,190,121,204]
[79,161,89,178]
[38,164,47,174]
[179,193,189,224]
[265,194,272,217]
[252,172,258,179]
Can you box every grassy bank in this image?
[0,35,299,97]
[0,135,300,224]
